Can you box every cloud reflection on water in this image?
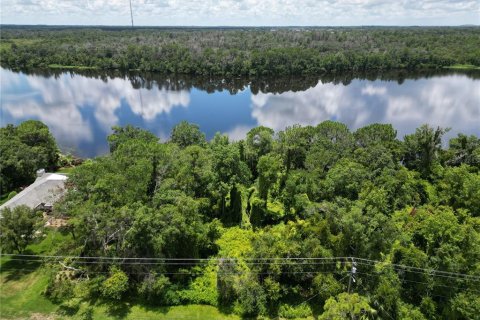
[1,68,479,157]
[249,75,480,139]
[1,68,190,155]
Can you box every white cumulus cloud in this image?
[250,76,480,140]
[1,0,478,25]
[0,68,190,155]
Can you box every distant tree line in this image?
[1,27,479,75]
[2,119,479,319]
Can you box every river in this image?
[1,68,479,158]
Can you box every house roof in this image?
[0,173,68,214]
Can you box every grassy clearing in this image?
[11,39,42,46]
[1,231,309,319]
[0,38,42,51]
[0,231,241,320]
[81,304,240,320]
[28,230,73,255]
[0,230,69,319]
[0,42,11,51]
[0,265,57,319]
[54,167,75,175]
[444,64,480,70]
[47,64,98,70]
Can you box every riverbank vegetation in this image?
[1,120,479,319]
[1,26,479,76]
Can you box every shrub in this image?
[138,274,171,304]
[278,303,312,319]
[179,265,218,306]
[7,190,17,200]
[44,271,75,303]
[101,267,129,300]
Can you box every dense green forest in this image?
[1,26,479,76]
[1,120,479,319]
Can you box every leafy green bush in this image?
[234,276,267,317]
[44,271,75,303]
[278,303,312,319]
[179,265,218,306]
[138,274,172,304]
[0,205,42,253]
[58,297,82,316]
[101,267,129,300]
[6,190,17,200]
[78,306,94,320]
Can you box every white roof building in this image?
[0,173,68,214]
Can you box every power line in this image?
[354,261,479,281]
[2,258,342,266]
[355,271,480,293]
[2,254,479,281]
[1,254,350,260]
[352,258,480,280]
[0,266,349,277]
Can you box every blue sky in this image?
[1,0,479,26]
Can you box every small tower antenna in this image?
[129,0,134,27]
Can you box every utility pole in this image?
[129,0,134,28]
[348,258,357,294]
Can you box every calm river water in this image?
[1,68,479,158]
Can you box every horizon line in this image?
[1,24,479,28]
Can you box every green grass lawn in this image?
[81,304,240,320]
[0,38,43,51]
[0,230,241,320]
[0,230,312,319]
[0,265,57,319]
[0,230,68,319]
[48,64,98,70]
[0,269,239,320]
[444,64,480,70]
[1,262,239,319]
[54,167,76,175]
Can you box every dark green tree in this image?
[107,125,158,152]
[257,153,284,202]
[320,293,376,320]
[444,134,480,169]
[354,123,397,148]
[245,126,275,175]
[0,121,59,194]
[276,125,314,171]
[403,124,449,178]
[0,205,42,253]
[170,121,206,148]
[16,120,58,169]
